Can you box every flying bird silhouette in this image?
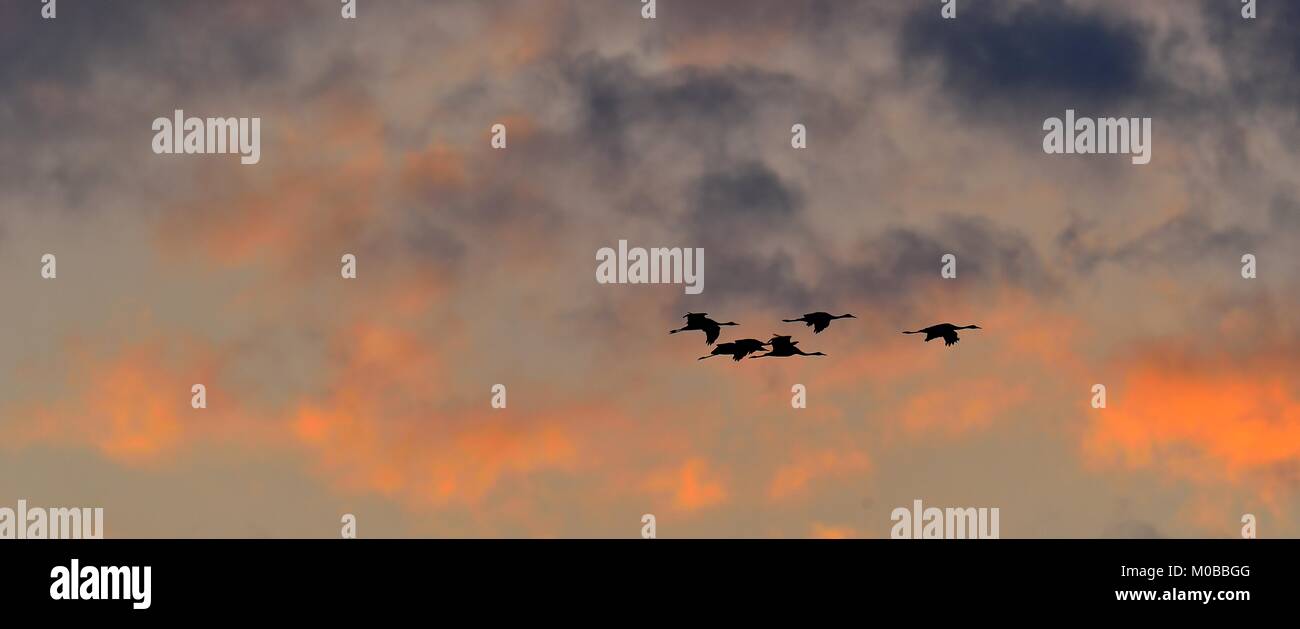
[669,312,738,345]
[699,338,769,362]
[751,335,826,358]
[783,312,856,334]
[902,323,981,347]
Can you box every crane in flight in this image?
[782,312,856,334]
[902,323,981,347]
[699,338,769,362]
[750,335,826,358]
[669,312,738,345]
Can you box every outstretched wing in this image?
[704,325,721,345]
[943,331,960,346]
[812,320,829,334]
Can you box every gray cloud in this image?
[1058,209,1263,273]
[820,214,1055,306]
[563,53,796,173]
[900,1,1153,112]
[690,162,803,232]
[1199,0,1300,103]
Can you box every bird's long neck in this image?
[960,324,979,330]
[833,314,852,319]
[721,322,738,326]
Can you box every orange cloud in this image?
[293,401,584,507]
[644,458,728,512]
[477,0,561,71]
[810,523,857,539]
[2,335,266,466]
[665,29,792,69]
[491,114,539,145]
[284,314,599,508]
[768,449,871,501]
[401,142,469,193]
[1083,345,1300,494]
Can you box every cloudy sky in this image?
[1,0,1298,538]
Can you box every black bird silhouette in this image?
[699,338,769,362]
[751,335,826,358]
[902,323,981,347]
[669,312,738,345]
[783,312,856,334]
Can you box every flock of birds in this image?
[669,312,982,362]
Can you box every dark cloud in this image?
[1199,0,1300,103]
[820,215,1054,305]
[0,1,291,94]
[0,1,153,89]
[0,1,298,213]
[1059,210,1261,273]
[672,162,811,309]
[690,162,802,232]
[1055,213,1105,273]
[682,247,812,313]
[900,1,1153,111]
[0,1,157,199]
[681,210,1053,313]
[563,53,797,169]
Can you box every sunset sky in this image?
[1,0,1298,538]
